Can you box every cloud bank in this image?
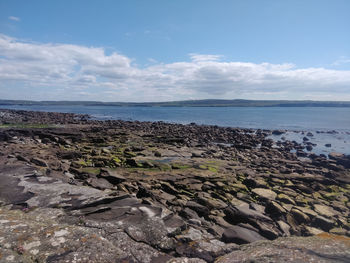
[0,34,350,101]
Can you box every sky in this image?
[0,0,350,102]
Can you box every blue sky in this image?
[0,0,350,101]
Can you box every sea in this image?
[1,105,349,155]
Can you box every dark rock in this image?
[306,145,313,151]
[154,151,162,157]
[30,157,47,167]
[125,158,140,167]
[312,215,334,231]
[58,151,82,160]
[224,204,273,225]
[272,130,285,135]
[16,155,29,162]
[186,201,209,217]
[290,208,310,224]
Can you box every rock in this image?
[58,151,82,160]
[222,225,266,244]
[325,143,332,147]
[224,204,273,225]
[329,227,348,236]
[272,130,285,135]
[312,215,334,231]
[176,227,203,242]
[196,195,228,210]
[154,151,162,157]
[216,234,350,262]
[329,152,344,160]
[30,157,47,167]
[265,201,287,217]
[252,188,277,200]
[277,220,291,236]
[304,226,323,235]
[290,208,310,224]
[186,201,209,217]
[306,132,314,137]
[313,204,337,218]
[86,177,114,190]
[99,168,126,185]
[306,145,313,151]
[277,193,296,205]
[16,154,29,162]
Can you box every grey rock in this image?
[222,225,266,244]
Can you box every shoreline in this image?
[1,108,349,156]
[0,109,349,262]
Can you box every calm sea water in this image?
[1,105,349,155]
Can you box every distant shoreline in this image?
[1,99,350,107]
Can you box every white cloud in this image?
[0,34,350,101]
[190,53,223,62]
[8,16,20,22]
[332,56,350,66]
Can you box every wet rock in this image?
[306,145,313,151]
[272,130,285,135]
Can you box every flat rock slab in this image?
[252,188,277,200]
[216,233,350,263]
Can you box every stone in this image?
[222,225,266,244]
[290,208,310,224]
[216,234,350,263]
[312,215,334,231]
[86,177,114,190]
[277,220,291,236]
[186,201,209,217]
[265,201,287,217]
[313,204,337,218]
[224,204,273,226]
[99,168,126,184]
[304,226,323,235]
[252,188,277,200]
[30,157,47,167]
[277,193,296,205]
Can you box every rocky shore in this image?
[0,109,349,263]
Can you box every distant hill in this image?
[1,99,350,107]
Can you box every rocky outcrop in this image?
[0,109,350,262]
